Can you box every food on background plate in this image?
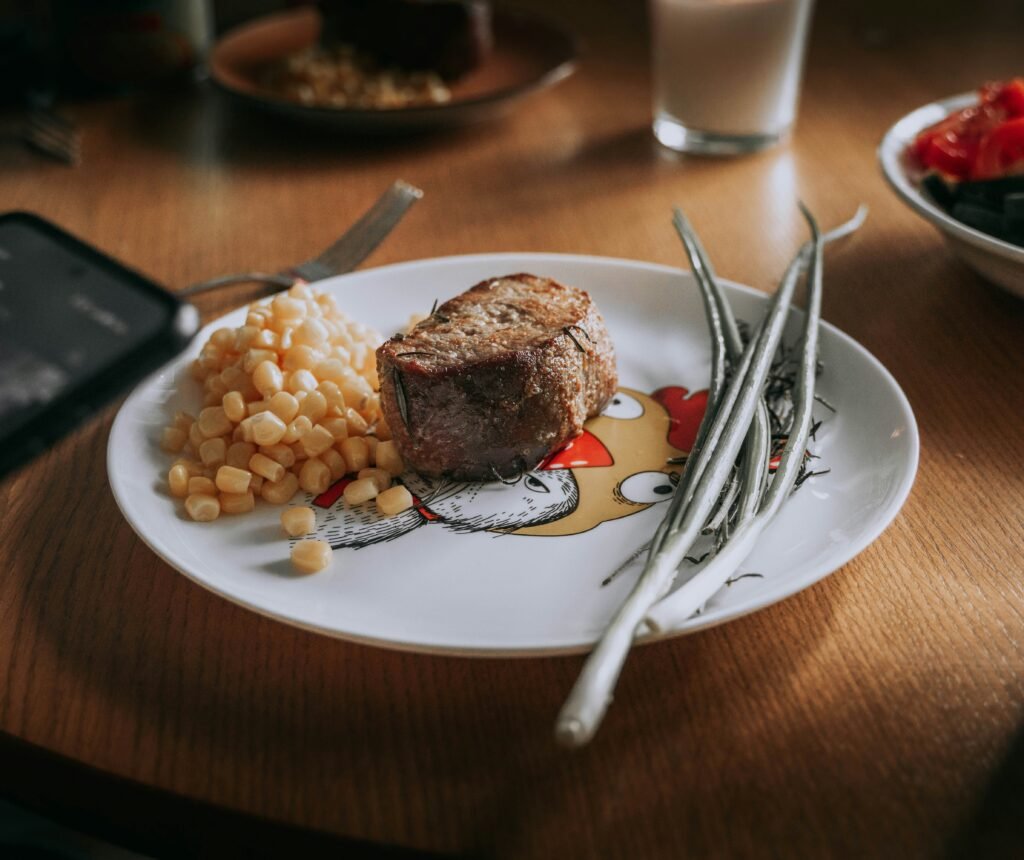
[910,78,1024,247]
[260,0,493,109]
[376,274,617,481]
[319,0,492,81]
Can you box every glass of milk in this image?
[650,0,815,155]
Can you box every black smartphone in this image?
[0,212,198,480]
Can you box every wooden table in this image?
[2,1,1023,856]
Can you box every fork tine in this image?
[29,107,76,132]
[23,127,80,165]
[25,108,81,165]
[303,180,423,277]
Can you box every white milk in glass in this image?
[651,0,814,153]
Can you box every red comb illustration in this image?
[652,386,708,452]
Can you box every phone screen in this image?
[0,213,197,475]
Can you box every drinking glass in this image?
[650,0,815,155]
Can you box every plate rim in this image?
[207,6,580,124]
[877,91,1024,264]
[108,252,920,657]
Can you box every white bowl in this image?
[878,92,1024,299]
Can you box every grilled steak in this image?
[376,273,617,481]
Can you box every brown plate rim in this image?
[208,6,580,122]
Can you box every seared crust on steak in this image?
[376,273,617,481]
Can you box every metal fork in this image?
[21,108,81,165]
[180,180,424,298]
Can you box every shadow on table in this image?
[946,724,1024,858]
[114,85,499,173]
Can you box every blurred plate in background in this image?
[879,92,1024,299]
[208,7,578,132]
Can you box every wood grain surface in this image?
[2,1,1024,856]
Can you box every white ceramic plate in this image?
[878,92,1024,298]
[108,254,918,656]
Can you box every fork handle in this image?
[178,271,296,298]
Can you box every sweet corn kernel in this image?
[376,484,413,516]
[168,464,190,497]
[215,465,252,494]
[205,375,227,399]
[250,474,264,494]
[286,369,318,394]
[219,490,255,515]
[268,391,300,423]
[222,390,246,423]
[363,435,378,465]
[357,467,392,492]
[340,375,373,411]
[344,407,369,437]
[340,436,370,473]
[282,415,312,444]
[298,457,331,495]
[242,347,276,373]
[188,476,217,496]
[253,328,278,350]
[246,411,288,446]
[161,426,188,453]
[198,406,233,438]
[173,411,196,431]
[301,424,335,458]
[249,452,285,483]
[320,417,348,441]
[283,344,321,372]
[291,539,332,574]
[226,441,256,469]
[253,360,284,397]
[199,437,227,467]
[258,443,296,468]
[246,399,271,416]
[320,448,347,481]
[185,493,220,522]
[318,380,345,411]
[343,476,379,506]
[298,391,328,423]
[210,327,234,350]
[220,365,245,388]
[188,421,205,449]
[314,358,348,384]
[294,317,328,347]
[375,440,404,476]
[281,506,316,537]
[272,295,306,325]
[173,458,204,477]
[374,416,392,442]
[260,472,300,505]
